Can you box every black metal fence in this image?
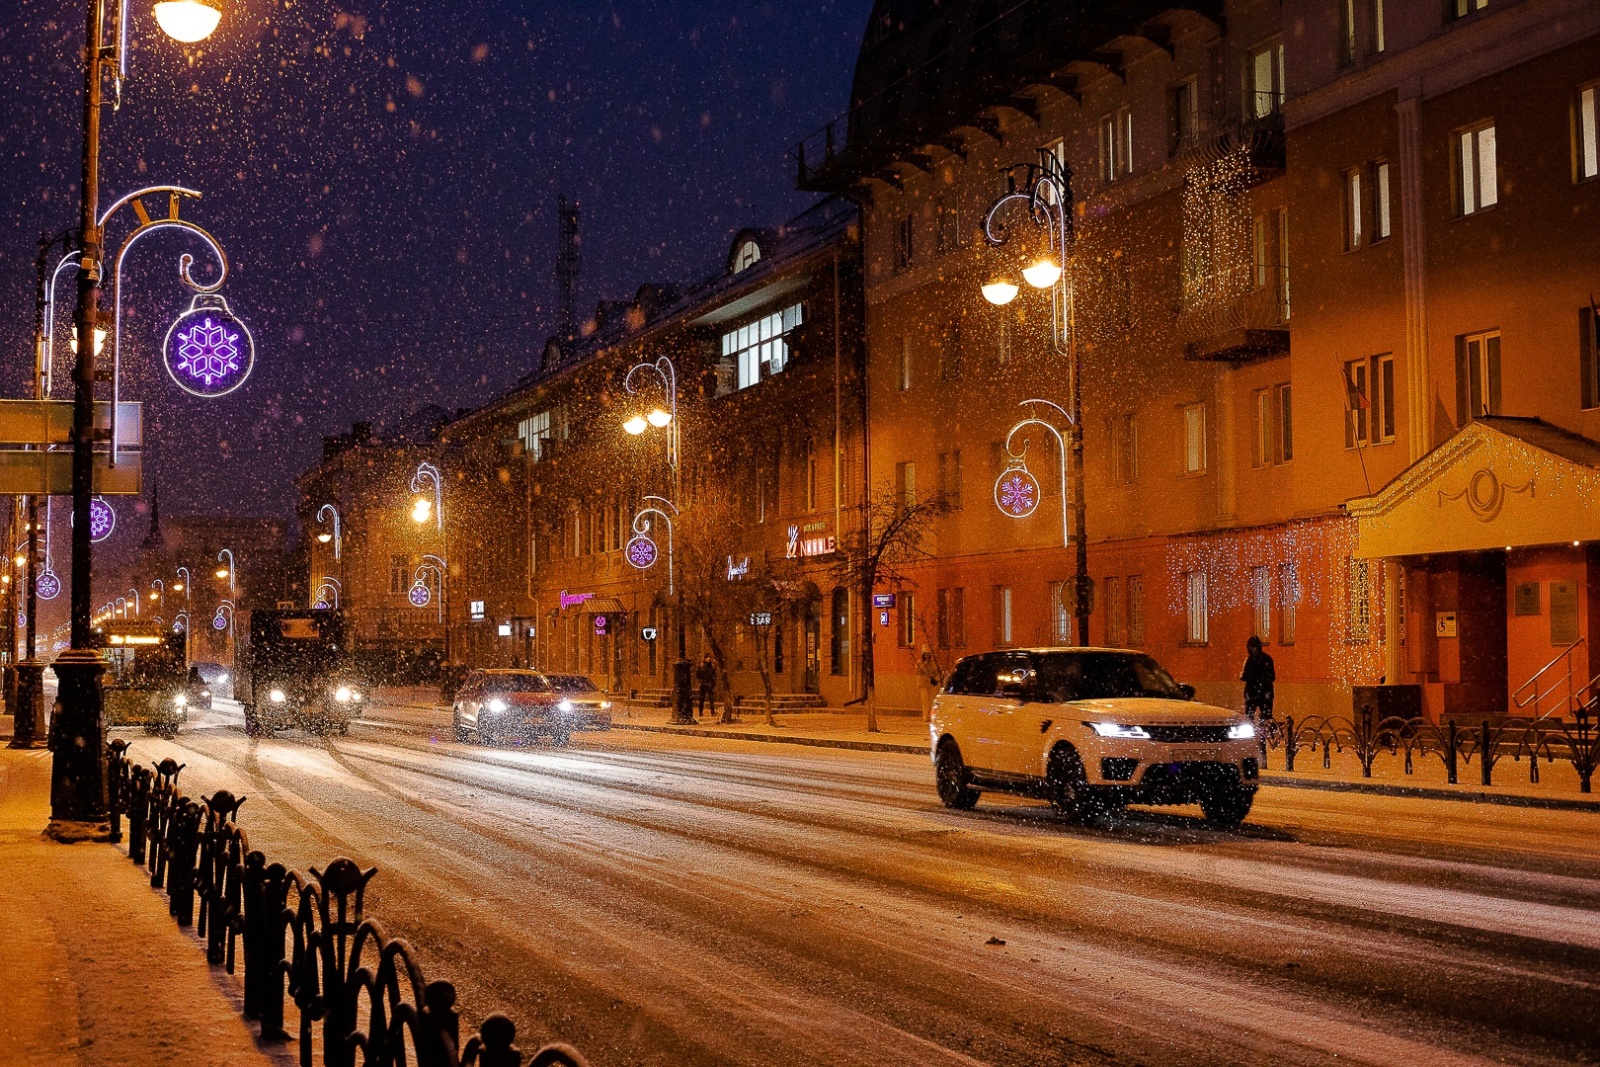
[1263,705,1600,794]
[105,739,590,1067]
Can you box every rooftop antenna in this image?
[556,194,581,342]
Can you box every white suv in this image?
[930,647,1260,826]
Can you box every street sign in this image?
[871,593,895,608]
[0,400,141,448]
[0,451,142,495]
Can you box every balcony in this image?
[1180,266,1290,363]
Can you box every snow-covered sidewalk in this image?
[0,747,291,1066]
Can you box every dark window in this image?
[1456,330,1502,424]
[1582,306,1600,410]
[830,587,849,675]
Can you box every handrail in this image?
[1513,637,1586,718]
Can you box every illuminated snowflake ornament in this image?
[173,617,186,633]
[89,497,115,542]
[994,459,1040,519]
[35,570,61,601]
[212,611,228,631]
[625,534,658,570]
[164,293,255,398]
[409,579,431,608]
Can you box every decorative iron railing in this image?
[105,740,590,1067]
[1261,704,1600,794]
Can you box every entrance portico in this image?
[1346,418,1600,721]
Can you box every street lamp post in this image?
[51,0,226,835]
[316,503,342,560]
[981,148,1091,645]
[175,565,190,603]
[622,357,692,724]
[409,464,449,664]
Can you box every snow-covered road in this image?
[123,701,1600,1066]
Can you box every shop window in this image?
[830,587,849,675]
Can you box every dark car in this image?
[192,661,234,702]
[180,666,212,712]
[544,674,614,731]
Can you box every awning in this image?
[1345,417,1600,558]
[575,597,626,615]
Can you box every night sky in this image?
[0,0,870,531]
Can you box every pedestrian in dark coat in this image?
[1241,635,1276,722]
[696,655,717,717]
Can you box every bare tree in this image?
[833,481,951,732]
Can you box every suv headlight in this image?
[174,693,188,707]
[1089,722,1151,739]
[557,699,575,713]
[487,698,508,713]
[1227,721,1257,740]
[269,688,287,703]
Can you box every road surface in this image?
[122,700,1600,1067]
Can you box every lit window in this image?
[1458,123,1498,215]
[1374,162,1392,240]
[1345,167,1364,250]
[1249,41,1284,118]
[1279,563,1298,644]
[1452,0,1488,18]
[723,303,803,391]
[518,410,552,460]
[895,460,916,507]
[1185,571,1208,644]
[898,336,913,390]
[1182,402,1206,473]
[1344,358,1370,447]
[1458,330,1501,421]
[732,239,761,273]
[1251,566,1271,642]
[1254,388,1273,468]
[1579,86,1599,182]
[995,586,1013,645]
[1373,354,1396,443]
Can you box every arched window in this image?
[733,239,761,273]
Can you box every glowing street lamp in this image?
[316,503,342,560]
[216,548,235,598]
[980,276,1019,306]
[152,0,223,43]
[175,566,190,603]
[623,414,648,436]
[150,578,164,603]
[410,462,443,533]
[127,587,140,617]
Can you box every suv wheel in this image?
[934,741,980,810]
[1200,784,1255,828]
[452,707,470,744]
[1048,746,1093,822]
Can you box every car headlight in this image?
[599,701,611,710]
[488,698,508,713]
[1228,721,1257,740]
[351,690,362,702]
[557,698,575,713]
[335,685,352,703]
[269,688,287,703]
[200,689,210,697]
[174,693,188,707]
[218,672,229,684]
[1089,722,1151,739]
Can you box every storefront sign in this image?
[593,614,611,636]
[470,599,486,621]
[726,555,750,579]
[749,612,772,626]
[559,589,594,610]
[497,622,512,637]
[641,626,658,641]
[786,523,836,558]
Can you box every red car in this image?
[450,669,571,745]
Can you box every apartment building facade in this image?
[794,0,1600,718]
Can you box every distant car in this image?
[543,674,614,731]
[930,648,1261,827]
[452,669,570,745]
[179,666,212,713]
[192,661,233,702]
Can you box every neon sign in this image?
[163,293,255,398]
[89,497,116,542]
[559,589,594,609]
[36,570,61,601]
[726,555,750,579]
[786,524,836,558]
[625,534,658,569]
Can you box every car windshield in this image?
[546,675,597,693]
[484,674,552,693]
[1031,652,1188,702]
